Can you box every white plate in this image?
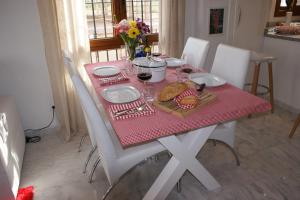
[188,73,226,87]
[165,57,186,67]
[101,85,141,104]
[93,65,120,77]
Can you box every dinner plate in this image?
[188,73,226,87]
[101,85,141,103]
[165,57,186,67]
[93,65,120,77]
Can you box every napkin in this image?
[110,100,155,120]
[99,72,129,86]
[174,89,199,110]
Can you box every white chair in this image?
[177,41,251,188]
[181,37,210,68]
[71,75,166,199]
[211,44,250,89]
[209,43,251,165]
[62,50,77,77]
[63,51,86,152]
[63,52,97,175]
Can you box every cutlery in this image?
[113,103,146,117]
[196,83,206,92]
[100,77,123,82]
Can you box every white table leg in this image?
[143,125,220,200]
[143,156,186,200]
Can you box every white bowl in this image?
[133,57,167,83]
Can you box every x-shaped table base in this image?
[143,125,220,200]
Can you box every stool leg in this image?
[251,63,261,95]
[289,114,300,138]
[268,62,274,113]
[248,63,261,118]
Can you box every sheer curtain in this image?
[37,0,90,141]
[159,0,186,57]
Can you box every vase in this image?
[125,44,136,61]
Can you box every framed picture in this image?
[209,8,224,34]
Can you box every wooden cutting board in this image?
[153,90,217,118]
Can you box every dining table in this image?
[81,59,271,200]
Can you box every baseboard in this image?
[275,100,300,114]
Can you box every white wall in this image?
[184,0,269,71]
[185,0,300,111]
[0,0,56,130]
[185,0,234,71]
[185,0,277,86]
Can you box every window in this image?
[84,0,159,62]
[274,0,300,17]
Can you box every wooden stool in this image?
[289,114,300,138]
[247,52,276,113]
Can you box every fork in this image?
[100,77,123,82]
[113,103,147,117]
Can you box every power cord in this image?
[25,106,55,143]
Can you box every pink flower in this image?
[116,19,130,33]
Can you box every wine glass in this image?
[151,42,161,57]
[137,66,153,102]
[120,45,134,76]
[177,54,193,82]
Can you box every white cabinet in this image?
[0,96,25,200]
[263,37,300,110]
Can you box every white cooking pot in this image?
[132,57,167,83]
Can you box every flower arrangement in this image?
[115,18,150,60]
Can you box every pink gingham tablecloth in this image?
[84,60,271,147]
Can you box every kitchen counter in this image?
[265,32,300,42]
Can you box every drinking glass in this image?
[137,66,154,102]
[120,45,134,76]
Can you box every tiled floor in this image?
[20,108,300,200]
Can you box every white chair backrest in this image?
[63,53,96,147]
[182,37,210,68]
[62,50,77,77]
[71,75,117,183]
[211,44,250,89]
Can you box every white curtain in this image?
[37,0,90,141]
[159,0,186,57]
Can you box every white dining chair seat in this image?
[109,125,165,162]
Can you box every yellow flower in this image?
[128,27,140,39]
[129,20,137,28]
[144,46,151,53]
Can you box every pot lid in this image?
[132,56,166,68]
